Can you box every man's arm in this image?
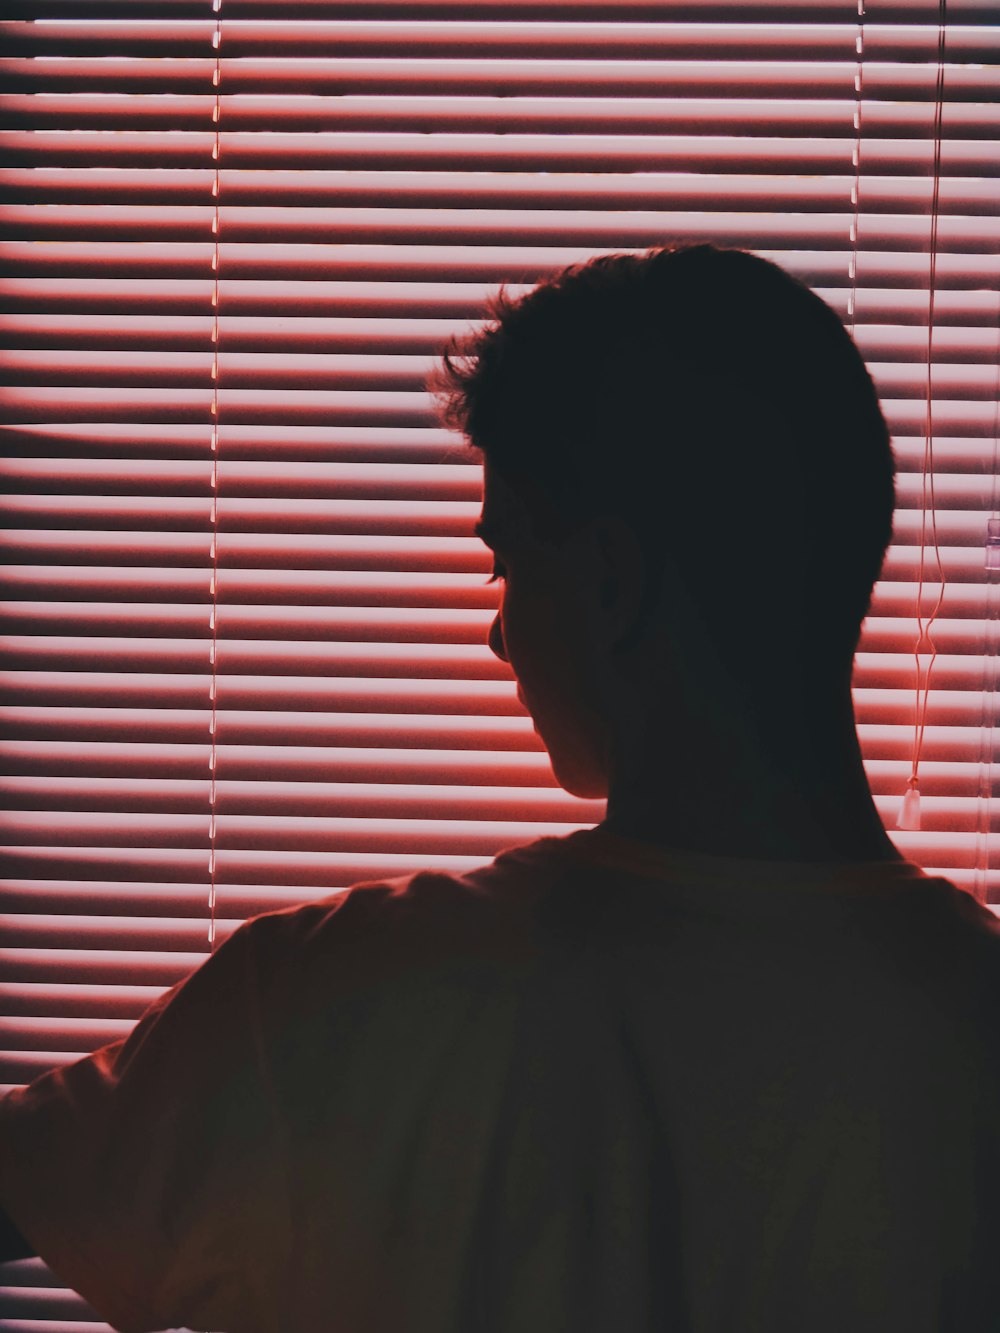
[0,1204,36,1262]
[0,911,292,1332]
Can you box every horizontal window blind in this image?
[1,1,998,1327]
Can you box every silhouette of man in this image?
[2,244,999,1332]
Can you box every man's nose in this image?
[488,612,508,662]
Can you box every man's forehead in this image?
[477,461,536,548]
[477,457,599,552]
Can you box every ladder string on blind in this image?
[847,0,865,335]
[208,0,223,951]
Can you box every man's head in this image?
[431,244,897,797]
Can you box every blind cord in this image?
[896,0,949,833]
[975,288,1000,899]
[208,0,223,950]
[979,516,1000,902]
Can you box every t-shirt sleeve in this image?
[0,914,290,1333]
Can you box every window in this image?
[1,1,998,1326]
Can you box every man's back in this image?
[450,831,1000,1332]
[3,825,999,1332]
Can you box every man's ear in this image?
[589,514,649,646]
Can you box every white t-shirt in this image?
[2,826,1000,1333]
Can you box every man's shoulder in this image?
[233,836,572,990]
[919,877,1000,988]
[930,877,1000,937]
[224,844,577,1089]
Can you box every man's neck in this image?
[602,719,903,866]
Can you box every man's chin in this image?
[549,754,609,802]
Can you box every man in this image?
[2,244,998,1331]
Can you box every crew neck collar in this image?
[550,824,926,892]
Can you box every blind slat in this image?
[5,19,999,60]
[5,131,1000,175]
[4,205,999,249]
[3,241,996,286]
[4,92,999,138]
[4,314,999,356]
[2,55,997,99]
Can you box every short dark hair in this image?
[431,243,896,692]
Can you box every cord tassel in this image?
[896,782,921,831]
